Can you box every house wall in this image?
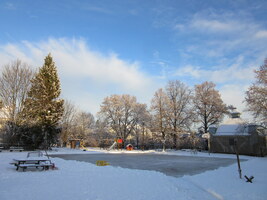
[210,134,267,156]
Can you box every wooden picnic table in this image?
[11,158,54,171]
[9,146,24,152]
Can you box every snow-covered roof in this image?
[215,117,248,136]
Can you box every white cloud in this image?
[254,30,267,39]
[4,2,16,10]
[0,38,160,115]
[191,19,236,32]
[173,24,185,31]
[83,6,113,14]
[175,60,256,84]
[175,65,203,79]
[175,10,267,61]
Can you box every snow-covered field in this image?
[0,148,266,200]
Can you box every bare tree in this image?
[245,58,267,124]
[133,102,150,149]
[60,100,97,147]
[0,60,34,123]
[165,80,194,149]
[59,100,78,146]
[0,60,34,145]
[194,81,227,133]
[95,119,114,149]
[150,88,169,151]
[98,94,148,145]
[73,111,95,145]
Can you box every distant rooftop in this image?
[231,112,241,119]
[216,111,247,136]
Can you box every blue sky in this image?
[0,0,267,120]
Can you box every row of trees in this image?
[150,81,228,150]
[95,80,228,150]
[0,56,266,150]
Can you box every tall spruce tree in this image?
[21,54,64,148]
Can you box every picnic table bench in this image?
[9,146,24,152]
[11,158,54,171]
[18,163,54,171]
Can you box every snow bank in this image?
[1,149,267,200]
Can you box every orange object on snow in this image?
[126,144,133,151]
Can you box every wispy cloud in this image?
[190,19,236,32]
[0,38,161,114]
[83,5,113,14]
[175,64,254,85]
[174,10,267,60]
[4,2,16,10]
[254,30,267,39]
[174,56,256,84]
[173,54,260,120]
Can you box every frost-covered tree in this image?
[165,80,194,149]
[245,59,267,124]
[194,81,227,133]
[21,54,64,148]
[150,88,169,151]
[73,111,95,145]
[59,100,77,146]
[0,60,34,145]
[59,99,97,147]
[0,60,34,123]
[98,94,148,145]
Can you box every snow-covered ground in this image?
[0,148,266,200]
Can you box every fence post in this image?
[234,138,242,179]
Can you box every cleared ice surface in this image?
[52,153,238,177]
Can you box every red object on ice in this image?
[117,139,123,144]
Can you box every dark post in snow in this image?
[142,121,145,151]
[230,138,242,179]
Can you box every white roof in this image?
[216,117,249,136]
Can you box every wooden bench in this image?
[9,146,24,152]
[0,147,3,152]
[18,163,54,171]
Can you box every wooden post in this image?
[230,138,242,179]
[234,139,242,179]
[142,121,145,151]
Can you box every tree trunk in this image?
[173,133,177,149]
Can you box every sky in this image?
[0,0,267,121]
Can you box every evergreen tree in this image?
[21,54,64,148]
